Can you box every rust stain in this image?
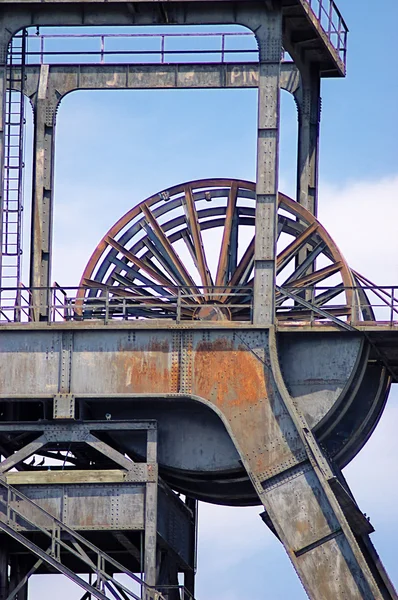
[117,337,173,394]
[193,338,267,410]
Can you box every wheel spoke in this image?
[228,236,255,288]
[109,255,174,295]
[281,241,327,287]
[106,235,178,292]
[141,203,202,298]
[183,186,213,290]
[275,262,343,306]
[277,222,319,273]
[215,182,238,287]
[140,234,184,287]
[313,283,345,307]
[79,180,359,324]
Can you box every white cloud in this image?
[318,175,398,283]
[344,391,398,521]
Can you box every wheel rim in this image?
[78,178,358,323]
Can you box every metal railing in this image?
[0,478,165,600]
[0,284,254,324]
[156,586,195,600]
[303,0,348,65]
[277,284,398,329]
[1,283,397,328]
[11,31,259,66]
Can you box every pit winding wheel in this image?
[79,178,362,324]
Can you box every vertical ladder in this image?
[1,30,26,321]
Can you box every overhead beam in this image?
[19,62,299,97]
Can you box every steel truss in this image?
[0,420,196,600]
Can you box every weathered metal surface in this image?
[0,1,347,75]
[157,485,195,568]
[278,332,366,428]
[7,484,145,531]
[0,326,382,487]
[71,332,178,395]
[0,331,60,395]
[5,0,394,596]
[6,469,131,485]
[1,323,393,596]
[0,476,159,600]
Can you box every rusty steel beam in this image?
[183,186,212,289]
[140,204,199,294]
[278,261,343,291]
[106,236,177,291]
[276,221,319,273]
[215,181,238,287]
[228,236,254,288]
[0,325,393,598]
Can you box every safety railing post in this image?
[351,285,355,325]
[40,34,44,64]
[221,34,225,63]
[160,35,165,64]
[176,287,181,324]
[328,1,333,36]
[100,35,105,64]
[105,287,109,324]
[310,287,314,327]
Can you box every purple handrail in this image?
[303,0,348,65]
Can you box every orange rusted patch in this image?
[193,338,267,410]
[117,338,173,394]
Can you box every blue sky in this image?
[17,0,398,597]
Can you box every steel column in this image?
[30,64,56,321]
[253,10,282,325]
[144,428,158,599]
[0,538,9,600]
[245,330,393,600]
[183,497,197,599]
[295,68,321,216]
[9,558,28,600]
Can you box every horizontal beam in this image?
[0,420,157,432]
[6,468,128,485]
[19,62,300,97]
[0,3,345,77]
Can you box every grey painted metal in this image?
[0,328,387,477]
[145,428,158,592]
[0,420,195,598]
[53,394,75,419]
[19,62,299,95]
[253,12,282,326]
[295,68,321,216]
[0,1,396,599]
[30,64,56,320]
[11,483,145,531]
[278,333,366,429]
[0,325,393,596]
[0,483,146,600]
